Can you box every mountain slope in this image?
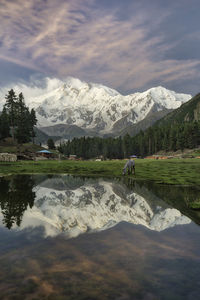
[33,79,191,136]
[127,92,200,157]
[117,108,173,136]
[34,127,61,144]
[40,124,87,139]
[156,93,200,126]
[0,77,191,138]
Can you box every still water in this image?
[0,175,200,300]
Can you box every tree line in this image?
[58,120,200,159]
[0,89,37,143]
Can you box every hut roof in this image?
[37,150,52,154]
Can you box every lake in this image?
[0,175,200,300]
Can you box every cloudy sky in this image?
[0,0,200,95]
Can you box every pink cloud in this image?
[0,0,199,93]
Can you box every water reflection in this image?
[125,178,200,226]
[0,175,35,229]
[0,175,200,299]
[0,175,195,237]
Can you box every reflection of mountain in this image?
[17,176,190,238]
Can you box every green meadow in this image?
[0,158,200,186]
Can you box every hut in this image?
[37,150,53,159]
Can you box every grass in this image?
[0,158,200,186]
[188,200,200,209]
[0,139,43,154]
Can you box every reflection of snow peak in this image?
[20,180,191,237]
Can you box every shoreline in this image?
[0,158,200,186]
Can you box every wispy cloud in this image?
[0,0,200,93]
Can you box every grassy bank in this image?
[0,158,200,186]
[0,139,43,153]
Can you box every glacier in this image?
[0,77,192,136]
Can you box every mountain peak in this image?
[0,77,192,137]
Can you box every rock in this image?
[0,153,17,162]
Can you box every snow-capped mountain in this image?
[11,177,190,238]
[0,77,192,137]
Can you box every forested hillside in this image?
[59,93,200,159]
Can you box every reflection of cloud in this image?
[0,0,200,92]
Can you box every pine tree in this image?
[123,134,131,158]
[47,138,55,150]
[175,124,184,151]
[15,93,30,144]
[146,127,154,154]
[117,136,123,159]
[3,91,38,144]
[5,89,18,140]
[0,107,10,140]
[30,109,37,143]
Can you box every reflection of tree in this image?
[0,175,36,229]
[125,179,200,225]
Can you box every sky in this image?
[0,0,200,95]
